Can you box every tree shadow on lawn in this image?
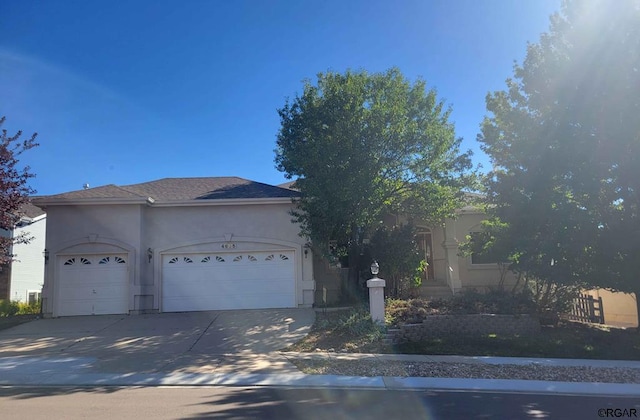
[395,321,640,360]
[290,312,640,360]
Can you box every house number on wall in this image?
[221,243,236,249]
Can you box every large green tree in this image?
[478,1,640,320]
[275,68,476,294]
[0,116,39,265]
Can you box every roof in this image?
[122,177,299,200]
[42,185,148,201]
[18,202,46,219]
[34,177,299,206]
[277,180,299,191]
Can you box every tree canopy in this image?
[275,68,476,265]
[0,117,39,265]
[477,1,640,304]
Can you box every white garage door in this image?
[57,254,129,316]
[162,251,296,312]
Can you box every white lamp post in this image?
[366,260,385,324]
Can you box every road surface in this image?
[1,386,638,419]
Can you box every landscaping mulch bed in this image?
[287,310,640,361]
[0,314,39,332]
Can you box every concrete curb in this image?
[2,354,640,396]
[1,370,640,396]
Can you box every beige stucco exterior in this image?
[39,200,314,317]
[443,210,518,293]
[585,289,638,328]
[313,209,516,304]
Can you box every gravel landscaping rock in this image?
[290,359,640,384]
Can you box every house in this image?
[0,202,46,304]
[278,184,516,304]
[33,177,315,317]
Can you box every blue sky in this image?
[1,0,560,195]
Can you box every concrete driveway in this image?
[0,309,315,375]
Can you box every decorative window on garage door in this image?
[64,257,92,265]
[98,256,126,265]
[264,254,290,262]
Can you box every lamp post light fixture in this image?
[370,260,379,277]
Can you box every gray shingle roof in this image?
[18,202,46,219]
[42,185,149,201]
[39,177,299,202]
[277,180,299,191]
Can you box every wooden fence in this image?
[567,294,605,324]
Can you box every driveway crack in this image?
[61,316,127,352]
[187,313,219,353]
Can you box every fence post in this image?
[597,296,605,324]
[587,295,596,323]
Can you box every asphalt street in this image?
[1,386,639,420]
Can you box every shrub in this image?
[444,289,537,315]
[0,299,40,316]
[0,300,20,317]
[16,300,41,315]
[318,306,386,340]
[385,290,537,326]
[522,277,582,314]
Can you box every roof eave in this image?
[151,197,298,207]
[32,196,298,208]
[32,197,150,207]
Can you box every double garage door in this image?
[56,250,296,316]
[57,254,129,317]
[162,250,296,312]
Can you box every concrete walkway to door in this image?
[0,308,315,379]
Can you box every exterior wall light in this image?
[370,260,379,277]
[303,243,311,258]
[43,249,49,264]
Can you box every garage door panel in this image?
[162,251,296,312]
[57,254,129,316]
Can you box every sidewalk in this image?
[2,352,640,396]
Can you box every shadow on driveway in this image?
[0,309,315,374]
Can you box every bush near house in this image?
[385,289,537,326]
[0,299,41,317]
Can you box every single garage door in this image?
[57,254,129,316]
[162,251,296,312]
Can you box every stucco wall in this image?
[585,289,638,328]
[144,203,313,311]
[448,212,518,291]
[42,201,313,316]
[377,212,514,294]
[42,204,143,316]
[10,217,46,302]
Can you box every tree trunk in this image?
[346,243,360,303]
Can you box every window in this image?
[27,291,41,305]
[416,228,435,280]
[469,232,500,265]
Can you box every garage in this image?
[57,254,129,316]
[162,250,296,312]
